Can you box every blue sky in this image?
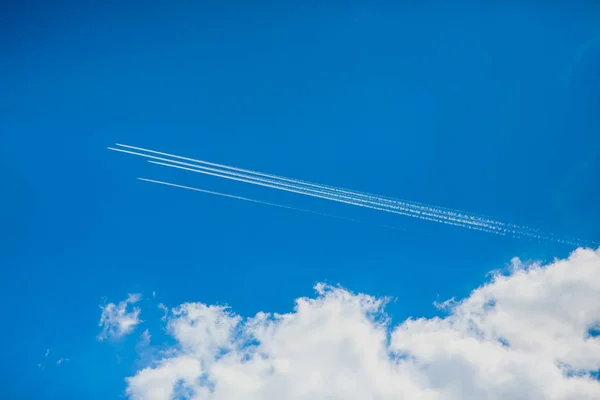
[1,2,599,399]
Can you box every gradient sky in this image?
[1,2,599,398]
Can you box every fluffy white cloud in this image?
[125,248,600,399]
[98,293,143,341]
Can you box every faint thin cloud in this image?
[98,293,143,341]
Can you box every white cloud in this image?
[38,348,69,369]
[140,329,151,346]
[158,303,169,322]
[125,248,600,399]
[136,329,152,355]
[98,293,143,341]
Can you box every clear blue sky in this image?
[1,2,599,398]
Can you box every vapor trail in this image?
[146,162,592,247]
[108,144,597,246]
[108,146,504,233]
[113,143,528,232]
[138,178,406,232]
[147,160,506,236]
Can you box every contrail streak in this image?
[137,178,406,232]
[147,160,506,236]
[113,143,530,233]
[147,163,593,247]
[108,144,598,247]
[108,146,505,233]
[150,161,591,246]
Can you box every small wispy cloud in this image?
[138,329,151,347]
[38,348,69,370]
[98,293,143,341]
[158,303,169,322]
[135,329,153,361]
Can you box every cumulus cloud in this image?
[98,293,143,341]
[125,248,600,399]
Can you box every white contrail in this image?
[114,143,505,225]
[109,147,492,229]
[108,146,505,233]
[108,144,597,247]
[146,162,593,247]
[137,178,406,232]
[113,143,529,232]
[146,160,506,236]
